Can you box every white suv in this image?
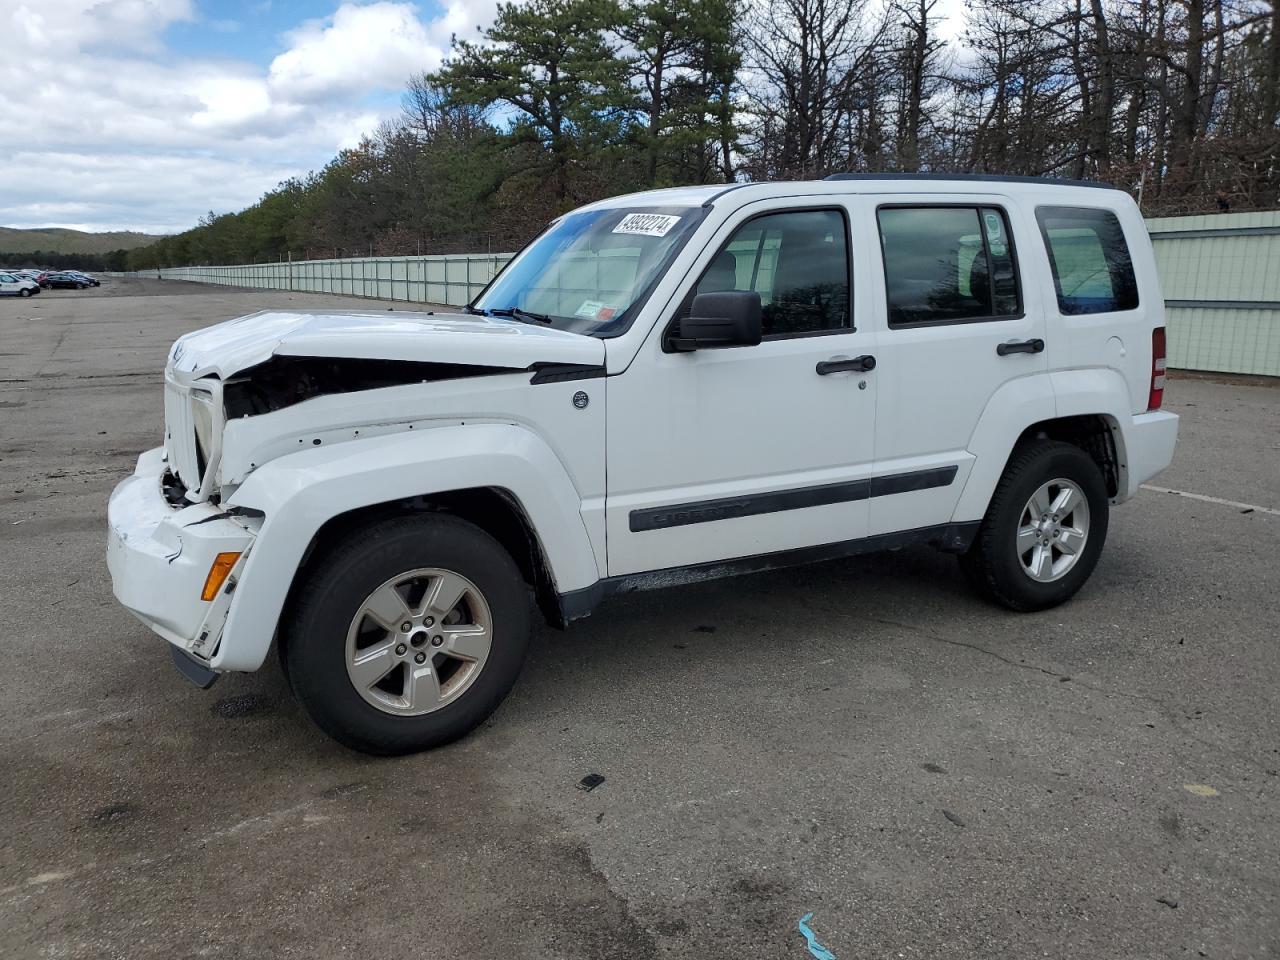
[0,271,40,297]
[107,175,1178,754]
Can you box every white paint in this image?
[1141,484,1280,517]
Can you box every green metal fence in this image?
[1147,211,1280,376]
[143,253,512,308]
[126,210,1280,377]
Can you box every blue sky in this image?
[164,0,358,69]
[0,0,500,233]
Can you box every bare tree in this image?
[743,0,889,179]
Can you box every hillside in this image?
[0,226,164,255]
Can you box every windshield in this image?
[473,205,703,337]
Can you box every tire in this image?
[283,514,532,755]
[959,440,1109,612]
[19,288,31,297]
[77,283,86,290]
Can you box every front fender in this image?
[214,422,599,672]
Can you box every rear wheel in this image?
[959,440,1109,611]
[76,282,86,289]
[283,514,532,754]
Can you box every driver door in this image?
[605,201,879,576]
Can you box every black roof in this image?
[822,172,1123,190]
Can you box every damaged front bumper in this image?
[106,447,257,680]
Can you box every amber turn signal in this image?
[201,552,242,601]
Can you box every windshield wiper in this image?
[462,304,487,315]
[488,306,555,324]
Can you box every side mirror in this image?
[669,291,763,352]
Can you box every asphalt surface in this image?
[1,278,1278,959]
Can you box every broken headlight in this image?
[190,389,216,478]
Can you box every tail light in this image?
[1148,327,1167,410]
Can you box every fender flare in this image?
[214,422,599,672]
[951,369,1134,522]
[1049,367,1136,497]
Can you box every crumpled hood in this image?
[168,309,604,379]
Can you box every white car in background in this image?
[0,272,40,297]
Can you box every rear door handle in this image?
[816,354,876,375]
[996,338,1045,356]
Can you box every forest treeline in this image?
[127,0,1280,270]
[0,251,126,271]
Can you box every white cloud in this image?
[0,152,297,233]
[268,2,446,103]
[0,0,505,233]
[14,0,196,53]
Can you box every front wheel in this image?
[959,440,1109,611]
[283,514,532,754]
[19,288,31,297]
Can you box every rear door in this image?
[1034,202,1153,414]
[854,193,1049,536]
[0,274,20,295]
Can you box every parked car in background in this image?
[0,272,41,296]
[65,271,101,287]
[43,272,91,289]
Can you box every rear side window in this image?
[693,208,850,337]
[1036,206,1139,314]
[878,206,1020,326]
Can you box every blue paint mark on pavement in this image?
[797,913,837,960]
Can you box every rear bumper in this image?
[106,447,256,669]
[1121,410,1179,499]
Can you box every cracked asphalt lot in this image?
[2,279,1278,959]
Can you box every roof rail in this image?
[821,172,1123,191]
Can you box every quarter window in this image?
[1036,206,1139,314]
[878,206,1020,326]
[692,209,850,337]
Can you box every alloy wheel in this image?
[1017,477,1090,583]
[344,567,493,716]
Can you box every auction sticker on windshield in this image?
[613,213,681,237]
[574,300,618,320]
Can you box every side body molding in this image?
[216,422,599,672]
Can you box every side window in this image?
[692,209,850,337]
[1036,206,1138,315]
[877,206,1021,326]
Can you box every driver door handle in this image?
[816,354,876,375]
[996,338,1045,356]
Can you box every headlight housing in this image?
[190,390,215,477]
[164,377,224,502]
